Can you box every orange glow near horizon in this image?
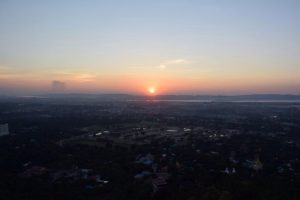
[1,72,300,95]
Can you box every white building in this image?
[0,124,9,136]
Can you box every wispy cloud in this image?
[55,72,96,82]
[157,59,190,70]
[0,66,22,79]
[0,66,97,83]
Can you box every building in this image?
[0,124,9,136]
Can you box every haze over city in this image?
[0,0,300,95]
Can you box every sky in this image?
[0,0,299,95]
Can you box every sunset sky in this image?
[0,0,299,95]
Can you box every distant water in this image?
[145,99,213,102]
[19,96,48,98]
[136,99,300,103]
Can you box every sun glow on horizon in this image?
[148,87,156,95]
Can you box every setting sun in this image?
[148,87,156,94]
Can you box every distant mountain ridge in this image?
[43,93,300,101]
[150,94,300,101]
[1,93,300,101]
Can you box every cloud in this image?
[52,80,66,92]
[157,59,190,70]
[127,59,191,71]
[0,66,24,79]
[55,72,96,82]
